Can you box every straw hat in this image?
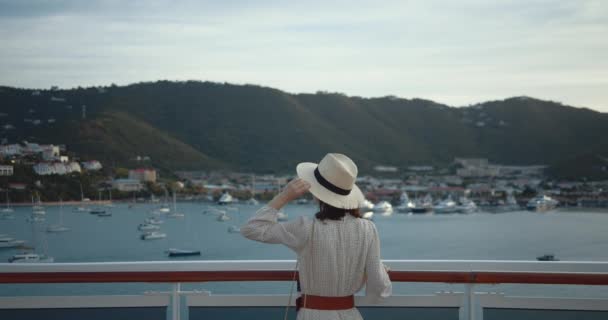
[296,153,365,209]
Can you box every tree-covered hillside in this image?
[1,81,607,175]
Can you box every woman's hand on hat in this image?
[268,178,311,210]
[281,178,311,202]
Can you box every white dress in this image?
[241,206,392,320]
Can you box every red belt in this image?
[296,294,355,311]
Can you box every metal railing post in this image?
[172,282,181,320]
[461,284,476,320]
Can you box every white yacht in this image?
[373,201,393,215]
[526,195,558,212]
[218,192,233,205]
[360,199,375,210]
[140,231,166,240]
[8,253,54,263]
[361,211,374,220]
[411,194,434,214]
[245,198,259,205]
[456,197,478,214]
[434,195,459,214]
[395,192,415,213]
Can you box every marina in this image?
[0,202,607,264]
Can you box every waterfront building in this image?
[129,168,157,183]
[0,165,13,176]
[112,179,143,192]
[42,145,60,161]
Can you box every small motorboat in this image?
[90,209,106,215]
[228,225,241,233]
[168,212,185,218]
[145,217,164,225]
[217,213,231,222]
[9,253,54,263]
[166,248,201,257]
[138,224,160,231]
[141,231,167,240]
[537,254,559,261]
[46,225,70,233]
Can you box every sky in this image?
[0,0,607,111]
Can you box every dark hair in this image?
[315,200,361,221]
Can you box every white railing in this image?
[1,260,608,320]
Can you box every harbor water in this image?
[1,203,608,298]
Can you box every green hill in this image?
[1,82,607,177]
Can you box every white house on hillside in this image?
[0,165,13,176]
[82,160,103,171]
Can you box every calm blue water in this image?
[1,203,608,297]
[2,203,608,262]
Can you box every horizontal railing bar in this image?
[2,260,608,273]
[1,270,608,285]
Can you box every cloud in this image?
[0,0,606,111]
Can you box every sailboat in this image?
[10,218,54,263]
[32,193,45,215]
[75,182,90,212]
[1,190,14,213]
[167,191,184,218]
[228,206,242,233]
[128,191,137,209]
[105,188,115,207]
[245,174,259,205]
[47,200,70,233]
[167,204,200,257]
[90,190,109,215]
[159,188,171,213]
